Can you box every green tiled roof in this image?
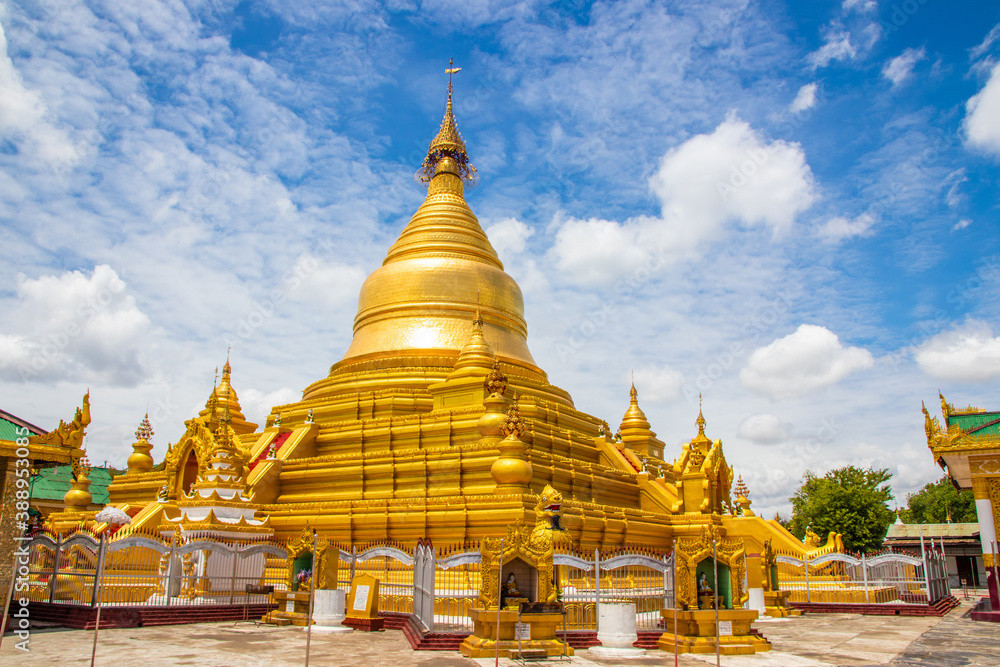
[0,411,45,441]
[949,411,1000,436]
[30,466,114,505]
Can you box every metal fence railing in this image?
[775,544,951,605]
[24,528,287,607]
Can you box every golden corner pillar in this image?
[86,70,844,653]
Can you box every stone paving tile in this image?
[2,602,998,667]
[879,604,1000,667]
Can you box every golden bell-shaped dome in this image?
[338,85,537,371]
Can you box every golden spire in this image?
[617,381,662,458]
[690,395,711,447]
[696,394,706,437]
[334,61,541,375]
[449,299,496,376]
[198,357,258,434]
[421,58,477,183]
[128,412,155,473]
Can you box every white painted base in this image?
[310,589,352,633]
[588,646,647,657]
[597,602,640,652]
[746,587,766,614]
[305,624,353,633]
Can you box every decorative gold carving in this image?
[484,361,508,397]
[970,456,1000,476]
[500,402,525,438]
[31,392,90,455]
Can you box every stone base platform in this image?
[459,608,572,659]
[657,608,770,655]
[343,616,385,632]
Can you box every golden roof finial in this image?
[500,399,525,438]
[421,58,477,183]
[484,360,508,397]
[734,474,750,500]
[474,291,484,329]
[696,394,706,436]
[134,412,154,441]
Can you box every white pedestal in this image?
[590,602,646,657]
[307,589,352,633]
[746,587,766,615]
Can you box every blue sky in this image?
[2,0,999,518]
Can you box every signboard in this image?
[718,620,733,636]
[346,573,379,619]
[353,584,370,612]
[515,623,531,640]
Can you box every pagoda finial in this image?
[696,394,706,437]
[421,59,477,183]
[134,412,154,441]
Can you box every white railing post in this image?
[920,527,932,603]
[594,548,601,634]
[804,553,810,604]
[862,553,869,605]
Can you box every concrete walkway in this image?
[2,600,997,666]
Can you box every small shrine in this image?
[263,526,339,626]
[658,525,770,655]
[459,485,574,659]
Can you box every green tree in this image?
[788,466,895,553]
[901,476,977,524]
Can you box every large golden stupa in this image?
[104,76,830,569]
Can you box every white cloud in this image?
[808,31,855,68]
[286,254,366,310]
[964,62,1000,157]
[818,213,875,242]
[915,320,1000,381]
[790,83,818,113]
[842,0,877,12]
[883,47,925,86]
[239,387,301,427]
[0,265,151,385]
[741,324,874,398]
[632,365,685,404]
[970,24,1000,61]
[549,215,654,286]
[0,21,84,168]
[550,116,816,285]
[650,116,816,239]
[737,413,793,445]
[952,219,972,231]
[485,217,534,261]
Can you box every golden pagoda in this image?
[104,72,831,618]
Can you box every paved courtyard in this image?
[2,599,998,666]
